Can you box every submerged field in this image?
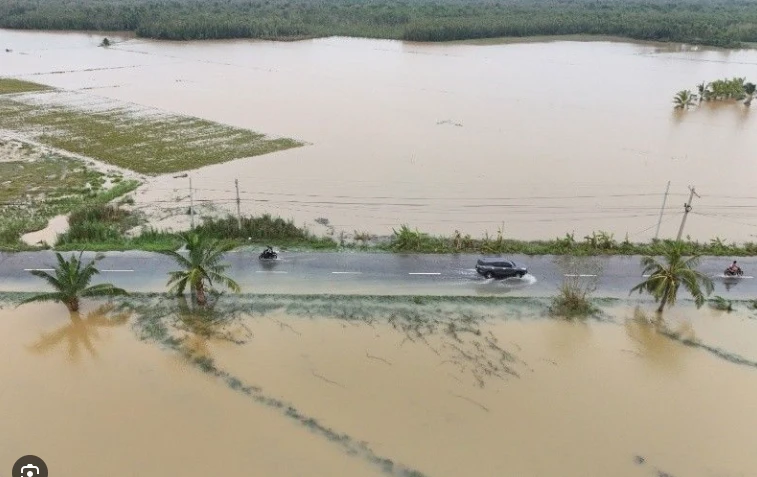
[1,294,756,476]
[0,138,139,249]
[0,78,303,175]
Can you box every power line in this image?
[691,212,757,229]
[629,212,683,239]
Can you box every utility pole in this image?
[654,181,671,240]
[173,173,194,230]
[235,178,242,230]
[189,176,195,230]
[675,185,699,241]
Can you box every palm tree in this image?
[673,90,696,109]
[696,81,708,103]
[630,243,714,313]
[161,233,240,307]
[743,82,756,106]
[19,252,127,312]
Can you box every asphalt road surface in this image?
[1,251,756,299]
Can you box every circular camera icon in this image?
[12,455,48,477]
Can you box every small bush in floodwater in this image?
[549,281,596,318]
[709,295,734,312]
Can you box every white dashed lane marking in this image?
[24,268,134,272]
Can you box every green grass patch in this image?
[55,226,182,252]
[195,214,338,250]
[53,213,334,252]
[0,78,50,95]
[0,89,303,175]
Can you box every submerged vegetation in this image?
[0,79,302,175]
[2,0,757,47]
[549,256,602,318]
[0,78,50,95]
[674,77,757,108]
[0,139,140,250]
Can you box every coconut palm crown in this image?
[19,252,127,312]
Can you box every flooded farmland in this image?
[2,297,757,476]
[2,30,757,242]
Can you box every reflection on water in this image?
[3,298,757,476]
[27,302,130,362]
[623,306,694,371]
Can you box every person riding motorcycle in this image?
[260,246,277,259]
[725,260,742,276]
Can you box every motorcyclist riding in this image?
[260,246,277,259]
[725,260,743,276]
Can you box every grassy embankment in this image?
[0,78,303,250]
[2,0,757,48]
[44,214,757,256]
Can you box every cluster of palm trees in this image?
[674,77,757,109]
[20,232,240,312]
[19,234,718,317]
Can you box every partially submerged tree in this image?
[673,90,696,109]
[161,233,240,307]
[743,82,756,106]
[630,243,713,314]
[696,81,708,104]
[19,252,127,312]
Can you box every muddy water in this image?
[0,303,385,477]
[188,306,757,477]
[2,31,757,241]
[3,300,757,475]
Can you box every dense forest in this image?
[2,0,757,47]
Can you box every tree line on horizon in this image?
[3,0,757,46]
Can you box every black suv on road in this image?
[475,258,528,279]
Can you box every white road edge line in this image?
[409,272,442,275]
[23,268,55,271]
[332,271,362,274]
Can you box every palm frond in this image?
[80,284,129,298]
[29,269,63,290]
[18,292,66,307]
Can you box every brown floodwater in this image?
[3,300,757,476]
[2,30,757,241]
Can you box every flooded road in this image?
[2,30,757,241]
[2,298,757,476]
